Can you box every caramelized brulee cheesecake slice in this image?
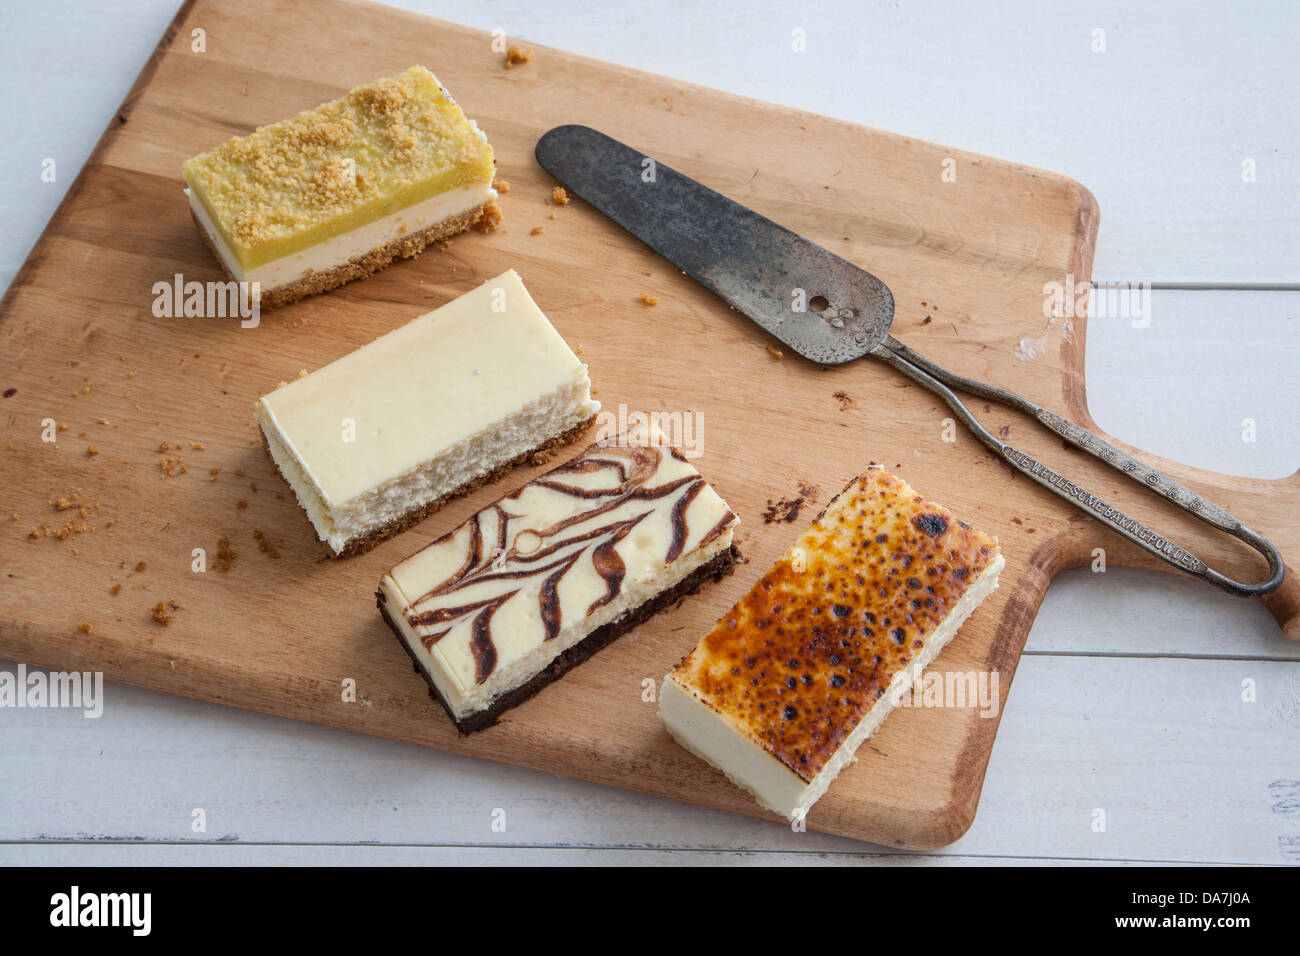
[379,433,739,733]
[183,66,498,309]
[660,468,1003,821]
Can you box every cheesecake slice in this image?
[256,269,598,557]
[660,468,1003,821]
[184,66,497,309]
[378,432,739,733]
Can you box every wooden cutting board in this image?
[2,0,1296,849]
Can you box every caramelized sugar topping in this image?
[671,470,998,782]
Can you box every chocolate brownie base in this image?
[379,544,740,734]
[190,200,496,312]
[261,414,597,560]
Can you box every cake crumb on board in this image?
[476,201,503,233]
[159,454,186,476]
[552,185,570,205]
[150,601,177,626]
[253,529,281,559]
[505,45,533,69]
[639,293,659,306]
[216,537,237,571]
[762,483,819,524]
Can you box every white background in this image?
[1,0,1297,865]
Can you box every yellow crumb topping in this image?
[183,66,495,269]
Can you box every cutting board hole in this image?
[809,295,830,312]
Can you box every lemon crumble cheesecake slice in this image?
[256,269,598,557]
[378,431,739,733]
[183,66,498,309]
[660,468,1003,822]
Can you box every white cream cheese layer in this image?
[256,269,599,554]
[187,183,495,291]
[380,443,738,720]
[660,556,1002,821]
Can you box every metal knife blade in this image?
[535,124,895,365]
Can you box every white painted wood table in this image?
[1,0,1297,866]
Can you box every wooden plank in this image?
[0,0,179,290]
[1029,568,1300,661]
[1085,290,1298,481]
[971,656,1300,866]
[411,0,1300,284]
[1,0,1296,849]
[0,844,1199,866]
[7,1,1300,291]
[3,655,1295,864]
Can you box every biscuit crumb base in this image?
[264,415,597,560]
[192,200,493,311]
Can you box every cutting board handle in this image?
[1262,574,1300,639]
[1054,515,1298,639]
[1059,299,1299,638]
[881,337,1288,600]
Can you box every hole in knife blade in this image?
[809,295,830,313]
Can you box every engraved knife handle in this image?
[873,336,1285,598]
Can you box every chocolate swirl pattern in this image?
[385,442,738,696]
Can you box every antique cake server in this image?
[535,124,1284,598]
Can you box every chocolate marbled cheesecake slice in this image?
[378,438,739,733]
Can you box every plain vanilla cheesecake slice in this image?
[184,66,498,309]
[378,431,739,733]
[256,269,598,557]
[660,468,1003,822]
